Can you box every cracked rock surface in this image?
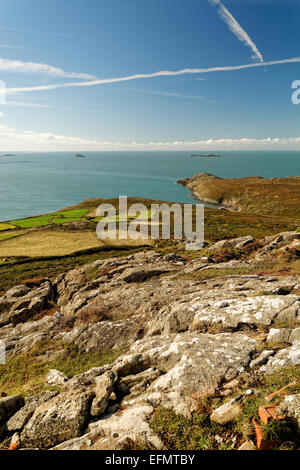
[0,233,299,449]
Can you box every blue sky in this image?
[0,0,300,150]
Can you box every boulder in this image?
[20,390,93,448]
[279,394,300,427]
[0,394,24,424]
[46,369,68,386]
[209,236,254,252]
[250,350,274,369]
[238,440,256,450]
[90,370,116,417]
[117,267,169,283]
[260,341,300,374]
[52,404,163,450]
[210,400,241,425]
[0,281,53,327]
[62,366,110,392]
[210,390,253,425]
[6,391,58,432]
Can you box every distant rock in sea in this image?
[75,153,86,158]
[190,153,221,157]
[3,154,15,156]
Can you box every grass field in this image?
[9,208,89,228]
[0,197,297,260]
[0,223,16,231]
[0,229,153,258]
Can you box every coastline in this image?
[177,173,300,219]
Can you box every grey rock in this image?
[250,350,274,369]
[62,366,110,392]
[266,328,291,344]
[238,440,256,450]
[0,394,24,424]
[121,333,256,416]
[279,393,300,427]
[6,391,58,432]
[210,389,253,425]
[117,267,169,283]
[210,400,241,425]
[260,341,300,374]
[290,328,300,344]
[46,369,68,386]
[52,404,163,450]
[20,390,94,449]
[90,370,116,417]
[0,281,53,327]
[209,236,254,252]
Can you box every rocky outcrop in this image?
[0,281,53,327]
[209,236,254,252]
[53,404,163,450]
[259,341,300,374]
[0,232,299,450]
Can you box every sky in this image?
[0,0,300,151]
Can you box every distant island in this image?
[2,154,15,157]
[190,153,221,157]
[75,153,86,158]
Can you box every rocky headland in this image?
[177,172,300,218]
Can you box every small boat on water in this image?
[75,153,86,158]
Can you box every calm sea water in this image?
[0,150,299,222]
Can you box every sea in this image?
[0,150,299,222]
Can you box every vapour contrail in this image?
[5,56,300,94]
[209,0,263,62]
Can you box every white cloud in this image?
[128,87,204,100]
[0,123,102,150]
[1,122,300,151]
[5,56,299,95]
[0,111,4,117]
[0,26,76,38]
[209,0,263,62]
[0,58,97,79]
[6,100,49,108]
[0,45,33,49]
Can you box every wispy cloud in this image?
[128,87,204,100]
[5,56,300,95]
[5,100,49,108]
[0,26,76,38]
[0,44,33,49]
[1,122,300,151]
[209,0,263,62]
[0,58,97,79]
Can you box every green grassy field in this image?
[9,208,89,228]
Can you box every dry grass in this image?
[0,230,104,257]
[0,229,153,257]
[180,173,300,219]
